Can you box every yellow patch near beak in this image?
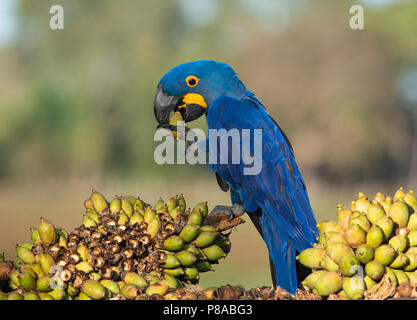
[178,93,207,109]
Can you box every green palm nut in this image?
[36,276,52,292]
[121,286,141,300]
[184,267,199,280]
[337,207,351,231]
[404,190,417,210]
[83,215,97,229]
[19,242,34,249]
[75,261,94,273]
[390,254,410,269]
[176,250,197,266]
[164,293,180,300]
[134,198,145,211]
[408,231,417,247]
[389,235,409,253]
[301,270,328,290]
[325,242,352,264]
[179,224,200,243]
[129,212,144,225]
[164,268,184,277]
[86,209,99,223]
[82,280,107,300]
[297,248,326,269]
[339,254,361,276]
[343,276,365,300]
[394,187,406,200]
[349,211,371,231]
[23,292,39,300]
[146,272,161,284]
[365,261,385,281]
[392,269,409,284]
[195,261,213,272]
[199,225,217,232]
[77,245,88,262]
[146,280,169,296]
[355,193,371,213]
[188,210,203,226]
[407,247,417,254]
[31,228,41,244]
[193,231,219,248]
[21,264,36,277]
[345,224,366,249]
[144,206,157,224]
[91,189,108,213]
[356,244,374,264]
[312,271,342,297]
[19,272,36,291]
[407,213,417,231]
[76,292,92,300]
[66,285,80,297]
[366,200,386,224]
[375,245,397,265]
[154,197,164,211]
[164,197,178,213]
[39,252,55,275]
[100,280,120,294]
[317,221,344,234]
[7,292,24,300]
[117,212,129,226]
[164,235,184,251]
[16,246,35,264]
[163,273,180,289]
[177,194,186,211]
[366,225,385,249]
[319,255,339,271]
[192,202,208,218]
[90,272,101,281]
[202,245,226,261]
[9,269,20,287]
[38,292,54,300]
[162,254,181,269]
[364,275,377,290]
[380,196,393,212]
[169,206,184,221]
[47,287,66,300]
[385,267,398,287]
[121,197,134,218]
[319,232,346,244]
[39,217,56,245]
[147,216,161,238]
[374,216,394,240]
[122,272,147,289]
[403,253,417,272]
[109,197,122,214]
[388,199,410,227]
[406,271,417,283]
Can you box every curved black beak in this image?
[153,84,182,125]
[154,84,207,125]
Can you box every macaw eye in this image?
[186,75,199,87]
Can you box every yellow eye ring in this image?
[186,75,199,87]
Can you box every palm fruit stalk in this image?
[1,189,243,300]
[297,187,417,299]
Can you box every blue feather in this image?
[207,94,318,293]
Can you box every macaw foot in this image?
[208,204,245,221]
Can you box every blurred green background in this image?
[1,0,417,289]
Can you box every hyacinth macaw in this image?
[153,60,318,293]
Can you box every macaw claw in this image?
[209,204,245,221]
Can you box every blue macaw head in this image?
[154,60,246,125]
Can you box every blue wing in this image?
[206,94,318,292]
